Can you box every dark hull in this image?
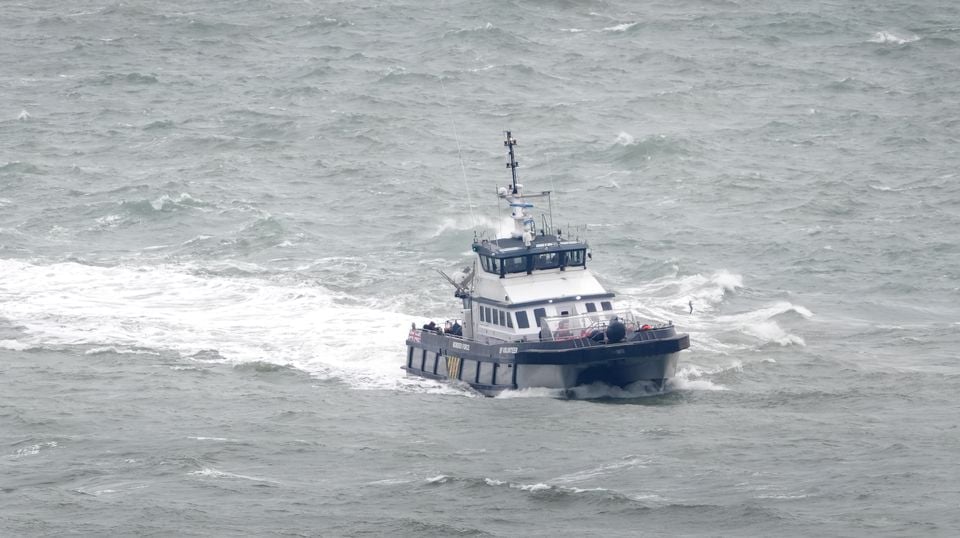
[403,329,689,397]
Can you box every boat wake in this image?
[0,258,439,393]
[0,259,797,397]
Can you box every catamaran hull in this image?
[403,331,688,397]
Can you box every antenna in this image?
[504,131,519,194]
[440,78,477,227]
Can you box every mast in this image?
[499,131,536,246]
[504,131,519,194]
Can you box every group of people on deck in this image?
[421,320,462,336]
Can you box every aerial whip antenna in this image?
[440,78,477,228]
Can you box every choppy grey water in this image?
[2,0,959,535]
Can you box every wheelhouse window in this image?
[567,249,586,266]
[498,310,506,326]
[503,257,526,274]
[585,302,597,313]
[533,307,547,327]
[480,256,499,274]
[601,301,613,311]
[516,311,530,329]
[480,307,486,323]
[534,252,560,270]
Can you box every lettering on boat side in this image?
[499,347,518,354]
[452,341,470,351]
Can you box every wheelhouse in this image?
[473,236,588,278]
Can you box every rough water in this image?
[2,0,959,535]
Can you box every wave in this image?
[119,192,210,214]
[189,467,278,484]
[603,131,691,164]
[10,441,58,458]
[602,22,639,33]
[431,215,516,238]
[715,302,811,347]
[0,339,35,351]
[425,473,656,507]
[618,270,808,350]
[84,346,160,356]
[869,31,919,45]
[0,259,460,395]
[92,72,159,85]
[0,161,43,174]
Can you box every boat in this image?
[403,132,689,396]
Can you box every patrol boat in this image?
[403,132,689,396]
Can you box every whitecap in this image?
[869,31,919,45]
[0,339,32,351]
[603,22,638,32]
[12,441,58,458]
[189,467,277,484]
[515,482,551,492]
[615,131,635,145]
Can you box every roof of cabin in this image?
[472,234,587,258]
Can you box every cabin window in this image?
[534,252,560,270]
[485,306,493,323]
[567,250,586,266]
[533,308,547,327]
[507,312,513,328]
[499,310,506,326]
[504,257,526,274]
[479,307,486,323]
[516,311,530,329]
[601,301,613,311]
[585,302,597,313]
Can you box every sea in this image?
[1,0,959,536]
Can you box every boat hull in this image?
[403,330,688,397]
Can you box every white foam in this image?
[869,31,919,45]
[432,214,515,239]
[85,346,160,356]
[12,441,58,458]
[0,259,420,392]
[516,482,551,492]
[603,22,638,32]
[615,131,635,145]
[495,386,566,399]
[668,362,740,391]
[552,457,649,484]
[0,339,32,351]
[715,301,810,347]
[189,467,277,483]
